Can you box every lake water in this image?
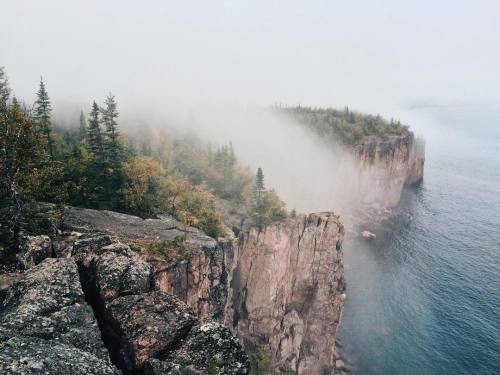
[338,108,500,374]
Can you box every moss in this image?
[246,344,272,374]
[128,243,142,252]
[133,237,192,262]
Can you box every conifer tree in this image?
[255,167,265,197]
[34,77,54,158]
[228,142,236,168]
[87,102,103,156]
[0,93,39,254]
[101,93,120,164]
[252,167,267,230]
[100,94,123,209]
[0,67,10,113]
[79,110,87,141]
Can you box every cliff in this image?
[1,207,346,374]
[0,211,249,374]
[354,133,425,208]
[225,213,345,374]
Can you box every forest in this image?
[280,105,409,145]
[0,67,287,259]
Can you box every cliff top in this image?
[278,106,411,146]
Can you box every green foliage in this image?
[0,76,65,256]
[281,106,410,145]
[1,67,290,251]
[79,110,87,141]
[247,345,272,374]
[34,77,54,158]
[0,67,9,111]
[134,237,192,262]
[251,168,287,230]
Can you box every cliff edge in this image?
[225,212,345,374]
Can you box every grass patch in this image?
[132,237,193,262]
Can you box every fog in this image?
[2,0,499,214]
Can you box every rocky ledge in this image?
[0,230,249,374]
[1,206,346,374]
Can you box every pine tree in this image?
[101,93,120,164]
[252,167,267,230]
[87,102,103,156]
[228,142,236,167]
[79,110,87,141]
[256,167,265,197]
[100,94,123,209]
[0,67,10,113]
[34,77,54,158]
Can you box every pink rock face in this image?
[224,213,345,374]
[355,133,425,207]
[140,239,231,320]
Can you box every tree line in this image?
[0,67,289,260]
[279,105,409,145]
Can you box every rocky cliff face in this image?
[224,213,345,374]
[354,133,425,207]
[57,205,231,320]
[0,217,249,374]
[1,206,346,374]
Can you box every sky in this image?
[2,0,500,118]
[2,0,499,214]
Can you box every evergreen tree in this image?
[34,77,54,158]
[84,101,107,206]
[252,167,267,230]
[256,167,265,196]
[101,93,120,164]
[228,142,236,168]
[0,67,10,113]
[100,94,123,209]
[87,102,103,156]
[79,110,87,141]
[0,95,39,255]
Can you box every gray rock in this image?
[94,249,152,301]
[15,235,52,269]
[55,205,217,250]
[105,291,197,371]
[0,335,120,374]
[157,321,249,375]
[0,258,119,373]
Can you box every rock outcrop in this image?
[225,213,345,374]
[0,258,119,374]
[51,231,249,374]
[3,205,347,374]
[354,133,425,207]
[0,222,249,374]
[52,205,230,319]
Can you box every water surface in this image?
[339,108,500,375]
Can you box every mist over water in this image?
[339,107,500,375]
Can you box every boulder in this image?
[0,258,119,374]
[104,291,197,371]
[94,247,152,301]
[15,235,52,269]
[360,230,376,240]
[0,334,120,375]
[154,321,249,375]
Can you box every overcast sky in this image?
[2,0,500,117]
